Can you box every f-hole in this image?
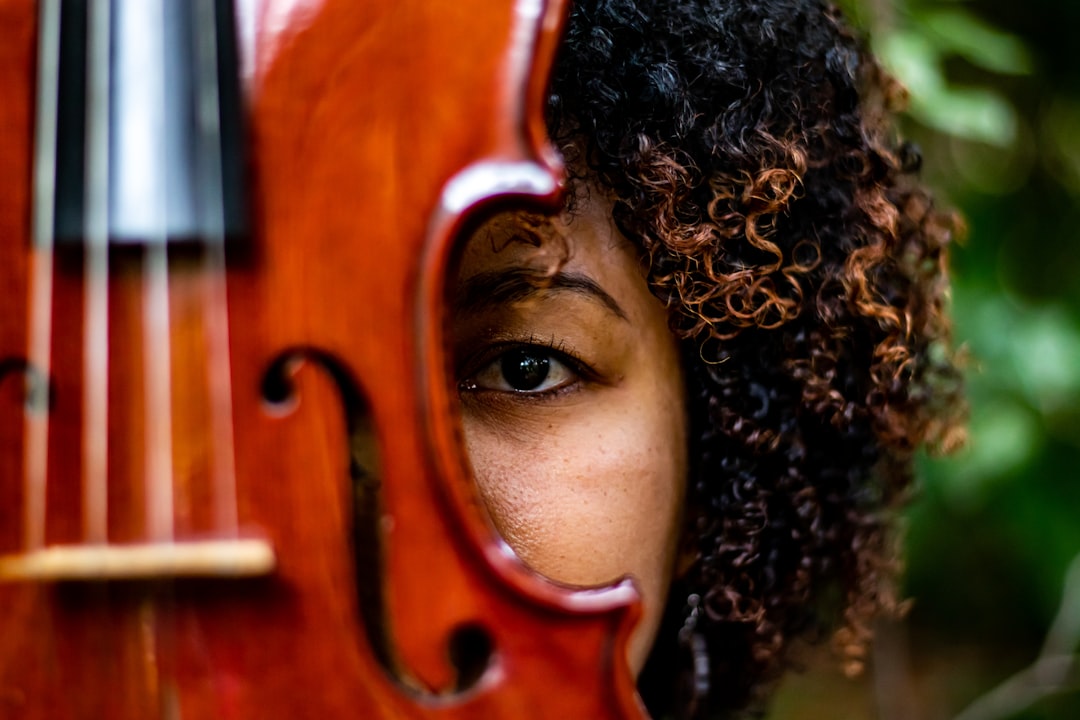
[260,349,494,694]
[347,392,392,675]
[447,622,494,692]
[260,349,391,671]
[346,376,496,694]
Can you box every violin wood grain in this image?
[0,1,647,717]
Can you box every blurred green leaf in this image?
[1043,100,1080,196]
[934,398,1042,507]
[1008,307,1080,413]
[879,31,943,93]
[878,31,1018,145]
[923,9,1034,75]
[912,85,1017,146]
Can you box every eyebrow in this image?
[454,268,629,321]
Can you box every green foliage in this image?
[889,0,1080,714]
[876,7,1030,144]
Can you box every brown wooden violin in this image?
[0,0,647,716]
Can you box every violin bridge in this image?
[0,538,275,582]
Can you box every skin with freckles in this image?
[450,190,688,674]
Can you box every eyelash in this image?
[457,335,593,399]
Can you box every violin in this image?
[0,0,647,716]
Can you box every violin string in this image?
[24,0,63,552]
[145,253,175,543]
[193,0,241,536]
[82,0,112,545]
[144,0,174,544]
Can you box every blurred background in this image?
[768,0,1080,718]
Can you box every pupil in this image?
[501,349,550,391]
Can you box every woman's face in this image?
[450,189,688,672]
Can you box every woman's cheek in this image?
[462,390,685,673]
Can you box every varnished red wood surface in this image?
[0,1,648,718]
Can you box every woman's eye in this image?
[466,347,577,394]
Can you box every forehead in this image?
[451,191,664,333]
[456,190,634,279]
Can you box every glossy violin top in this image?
[0,0,646,717]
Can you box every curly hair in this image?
[547,0,965,717]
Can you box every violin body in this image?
[0,1,646,717]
